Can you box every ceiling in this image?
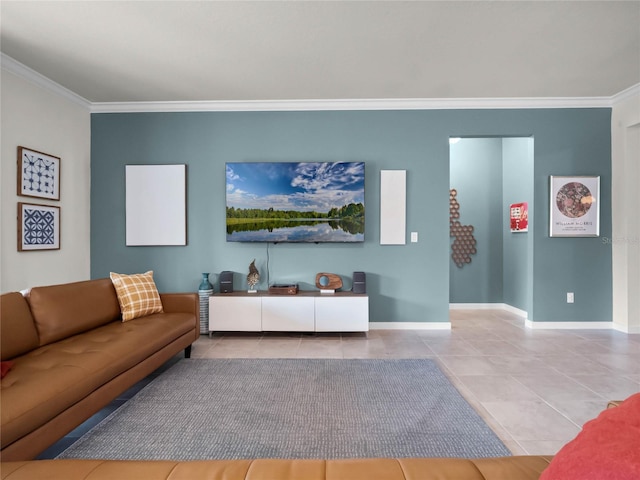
[1,1,639,104]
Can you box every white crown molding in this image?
[3,53,636,113]
[610,83,640,105]
[1,53,91,110]
[90,95,615,114]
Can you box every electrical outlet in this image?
[567,292,574,303]
[411,232,418,243]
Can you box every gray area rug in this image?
[59,359,511,460]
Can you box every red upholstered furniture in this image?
[540,393,640,480]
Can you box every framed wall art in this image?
[17,146,61,201]
[380,170,406,245]
[125,164,187,246]
[510,202,528,232]
[18,203,60,251]
[550,176,600,237]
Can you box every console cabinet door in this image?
[262,296,315,331]
[209,296,262,331]
[315,296,369,332]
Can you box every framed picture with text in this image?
[18,203,60,251]
[549,176,600,237]
[17,146,61,201]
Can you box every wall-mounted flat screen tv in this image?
[226,162,365,243]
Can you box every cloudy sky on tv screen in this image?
[225,162,365,242]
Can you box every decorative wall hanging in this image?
[17,146,60,201]
[125,164,187,246]
[449,189,476,268]
[549,176,600,237]
[510,202,528,232]
[18,202,60,251]
[380,170,407,245]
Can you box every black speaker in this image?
[219,271,234,293]
[352,271,366,294]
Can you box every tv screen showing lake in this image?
[226,162,365,243]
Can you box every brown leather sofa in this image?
[1,278,556,478]
[0,456,553,479]
[0,278,199,461]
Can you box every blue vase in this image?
[199,273,213,291]
[198,273,214,335]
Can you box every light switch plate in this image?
[411,232,418,243]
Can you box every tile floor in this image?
[39,309,640,458]
[193,308,640,456]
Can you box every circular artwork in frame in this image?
[549,175,600,237]
[556,182,593,218]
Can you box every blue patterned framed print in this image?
[18,146,60,201]
[18,203,60,251]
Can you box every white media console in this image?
[209,291,369,335]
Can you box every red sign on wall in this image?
[510,202,528,232]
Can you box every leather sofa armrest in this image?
[160,293,199,340]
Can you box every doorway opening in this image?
[449,137,534,316]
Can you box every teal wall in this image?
[532,111,612,322]
[503,138,534,314]
[91,108,612,323]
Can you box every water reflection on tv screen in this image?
[225,162,365,243]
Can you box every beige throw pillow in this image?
[110,271,163,321]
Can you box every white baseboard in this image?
[449,303,505,310]
[449,303,528,318]
[369,322,451,330]
[613,323,640,334]
[525,319,613,330]
[450,303,619,330]
[384,304,623,331]
[501,304,528,318]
